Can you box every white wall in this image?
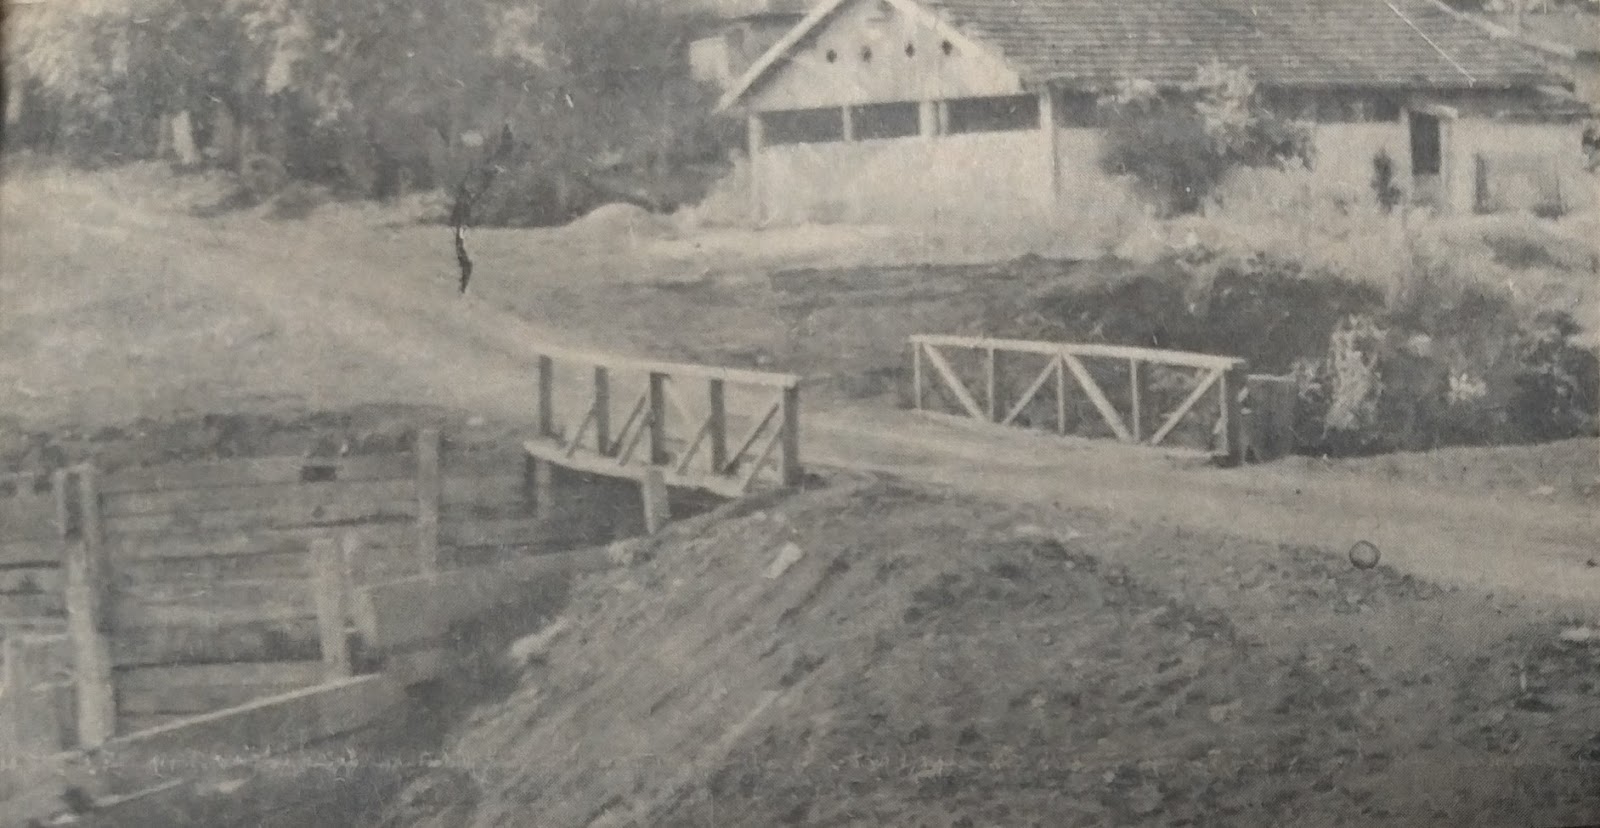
[757,128,1053,224]
[1447,119,1594,214]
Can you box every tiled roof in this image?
[924,0,1558,89]
[1480,10,1600,58]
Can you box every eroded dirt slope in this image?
[374,479,1600,828]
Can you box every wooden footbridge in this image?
[1,331,1288,824]
[0,347,807,825]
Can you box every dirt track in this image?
[2,169,1596,614]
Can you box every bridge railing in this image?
[525,346,802,498]
[909,334,1248,464]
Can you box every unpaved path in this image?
[3,176,1596,613]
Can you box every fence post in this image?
[778,383,802,487]
[312,538,352,680]
[416,428,441,574]
[1054,357,1069,435]
[1218,366,1246,467]
[1129,358,1146,443]
[641,468,670,534]
[62,465,115,747]
[985,347,998,422]
[911,341,923,411]
[707,379,728,474]
[536,355,555,438]
[531,457,555,521]
[647,372,669,466]
[593,366,611,457]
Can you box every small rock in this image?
[1557,626,1599,645]
[1207,701,1241,724]
[507,617,572,667]
[1530,485,1557,498]
[764,542,804,580]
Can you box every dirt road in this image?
[3,172,1595,614]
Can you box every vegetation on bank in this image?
[3,0,734,225]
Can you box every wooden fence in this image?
[910,335,1252,463]
[523,346,803,498]
[0,429,548,746]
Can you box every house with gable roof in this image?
[715,0,1593,225]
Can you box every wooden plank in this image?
[0,565,63,594]
[1150,368,1223,447]
[1219,366,1246,466]
[439,473,529,509]
[0,538,60,567]
[102,477,417,522]
[1055,357,1068,434]
[740,427,784,492]
[115,661,326,716]
[531,458,554,522]
[1000,358,1059,427]
[528,344,801,389]
[593,366,612,457]
[909,334,1246,372]
[641,468,670,534]
[0,489,59,542]
[919,343,986,420]
[90,675,405,783]
[648,372,669,466]
[105,523,412,563]
[103,499,416,538]
[1059,353,1136,443]
[99,454,414,496]
[415,429,441,574]
[523,439,752,499]
[67,465,116,747]
[112,617,322,667]
[912,342,924,411]
[1129,358,1146,443]
[440,445,525,478]
[706,379,728,474]
[0,591,65,617]
[111,583,313,630]
[727,397,781,471]
[118,550,311,585]
[609,390,650,459]
[353,548,613,654]
[985,347,997,422]
[312,539,351,679]
[673,413,716,476]
[779,384,801,487]
[536,354,555,437]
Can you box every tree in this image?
[1098,63,1314,215]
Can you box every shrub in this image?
[1099,63,1314,215]
[1370,149,1405,212]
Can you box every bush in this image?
[1099,63,1314,215]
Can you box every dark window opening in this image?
[763,108,845,145]
[941,40,954,55]
[853,101,921,140]
[1055,91,1099,127]
[905,42,916,57]
[861,46,873,62]
[825,49,837,63]
[946,95,1040,134]
[1409,112,1442,176]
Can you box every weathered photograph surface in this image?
[1,0,1597,825]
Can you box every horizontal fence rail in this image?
[910,334,1248,464]
[525,347,803,498]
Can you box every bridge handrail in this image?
[908,334,1245,372]
[529,344,801,389]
